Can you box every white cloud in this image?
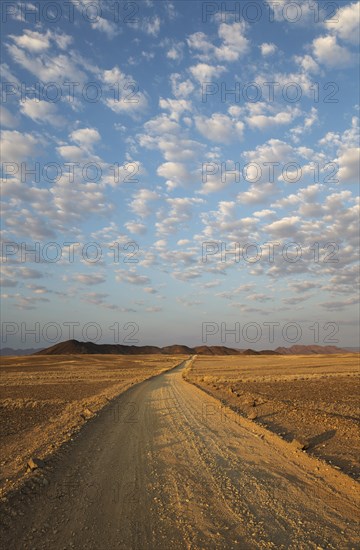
[336,147,360,184]
[130,189,159,217]
[187,22,249,62]
[70,0,118,38]
[166,42,184,61]
[156,197,204,235]
[247,106,301,130]
[7,44,86,83]
[325,1,360,45]
[1,130,39,162]
[189,63,226,83]
[9,29,51,52]
[294,54,319,74]
[157,161,194,190]
[216,22,249,61]
[133,15,161,36]
[70,127,101,147]
[312,35,353,68]
[20,99,65,127]
[124,221,147,235]
[170,74,195,98]
[91,17,118,38]
[115,269,150,285]
[145,15,161,36]
[265,216,301,238]
[237,182,278,205]
[260,42,277,56]
[290,107,318,143]
[103,68,148,117]
[56,145,89,162]
[195,113,244,142]
[73,273,106,285]
[159,98,192,121]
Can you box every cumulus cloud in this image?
[157,161,194,190]
[170,74,195,98]
[1,130,39,163]
[325,1,360,45]
[124,221,147,235]
[312,35,354,68]
[156,197,204,235]
[101,65,148,116]
[20,99,65,127]
[115,269,150,285]
[73,273,106,285]
[187,22,249,62]
[189,63,226,83]
[70,128,101,147]
[246,106,301,130]
[7,42,86,83]
[335,147,360,184]
[159,98,192,121]
[260,42,277,56]
[195,113,244,142]
[129,189,159,217]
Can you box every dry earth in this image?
[0,354,183,496]
[185,354,360,480]
[0,356,360,550]
[0,357,359,549]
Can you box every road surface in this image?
[1,358,359,549]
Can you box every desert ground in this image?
[0,354,183,497]
[0,354,359,549]
[185,354,360,479]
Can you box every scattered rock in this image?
[248,411,258,420]
[291,439,309,451]
[27,457,45,472]
[80,407,94,421]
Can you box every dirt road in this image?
[1,358,359,549]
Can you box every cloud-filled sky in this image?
[1,0,359,349]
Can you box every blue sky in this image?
[1,0,359,349]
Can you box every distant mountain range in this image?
[0,341,356,356]
[0,347,45,356]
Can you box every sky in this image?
[1,0,359,350]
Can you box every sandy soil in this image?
[0,358,359,549]
[185,354,360,479]
[0,354,183,496]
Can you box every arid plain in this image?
[185,354,360,479]
[0,353,359,549]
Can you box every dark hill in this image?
[34,340,352,356]
[35,340,245,356]
[274,345,349,355]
